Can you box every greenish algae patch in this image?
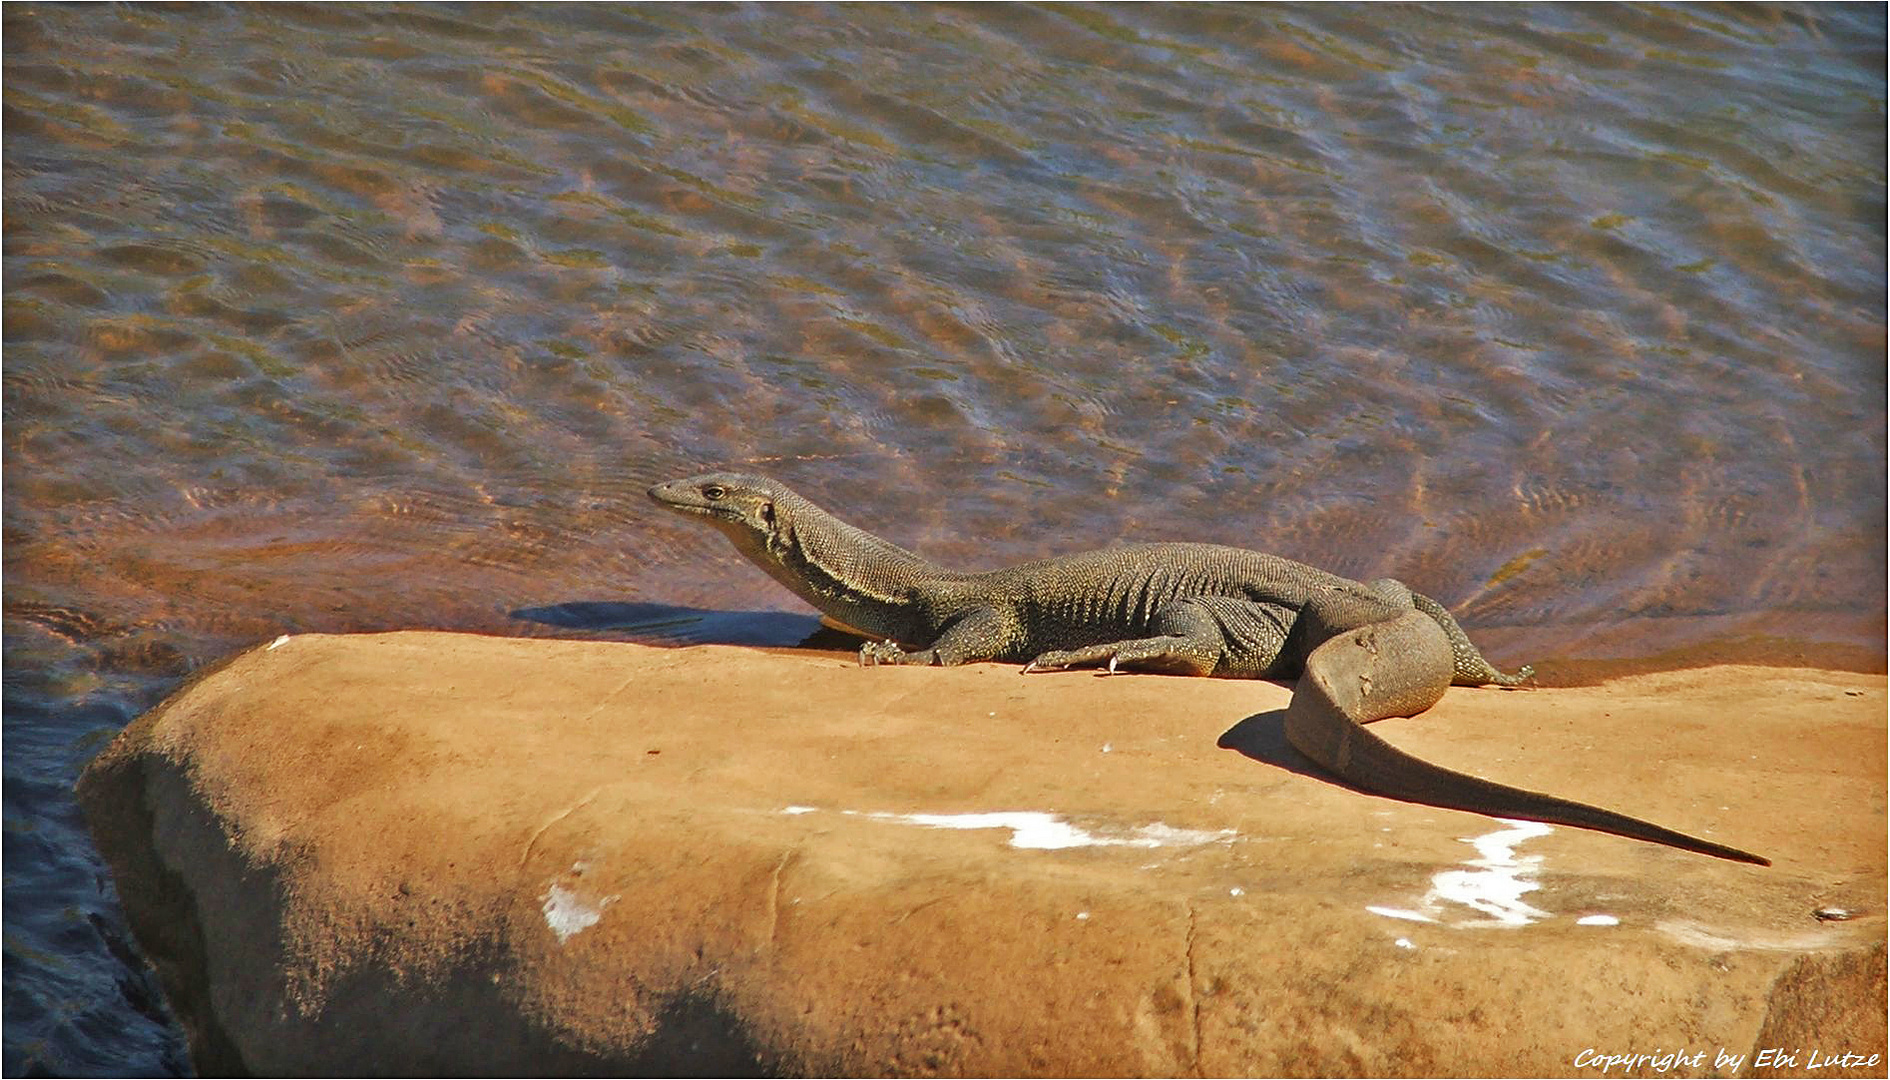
[1488,547,1549,589]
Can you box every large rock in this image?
[79,632,1885,1076]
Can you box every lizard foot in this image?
[859,640,938,666]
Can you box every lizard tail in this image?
[1411,591,1533,687]
[1282,611,1769,866]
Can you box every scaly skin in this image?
[648,471,1767,866]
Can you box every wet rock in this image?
[79,633,1885,1076]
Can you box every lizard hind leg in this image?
[1025,598,1234,676]
[1024,596,1294,678]
[1024,635,1221,677]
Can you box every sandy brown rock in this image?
[79,632,1885,1077]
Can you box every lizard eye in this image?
[701,484,727,501]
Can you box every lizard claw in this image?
[1020,661,1038,675]
[1106,654,1120,675]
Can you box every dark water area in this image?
[4,3,1883,1072]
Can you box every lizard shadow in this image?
[510,600,860,651]
[1216,706,1379,796]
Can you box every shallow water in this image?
[4,3,1883,1072]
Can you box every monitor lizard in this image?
[648,471,1767,865]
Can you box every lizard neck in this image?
[720,489,969,642]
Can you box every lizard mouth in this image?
[647,480,741,524]
[647,482,707,514]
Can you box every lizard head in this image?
[647,472,787,540]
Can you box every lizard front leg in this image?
[859,606,1015,667]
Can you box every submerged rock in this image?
[79,632,1885,1075]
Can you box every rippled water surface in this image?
[5,3,1883,1072]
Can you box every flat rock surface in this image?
[79,632,1885,1076]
